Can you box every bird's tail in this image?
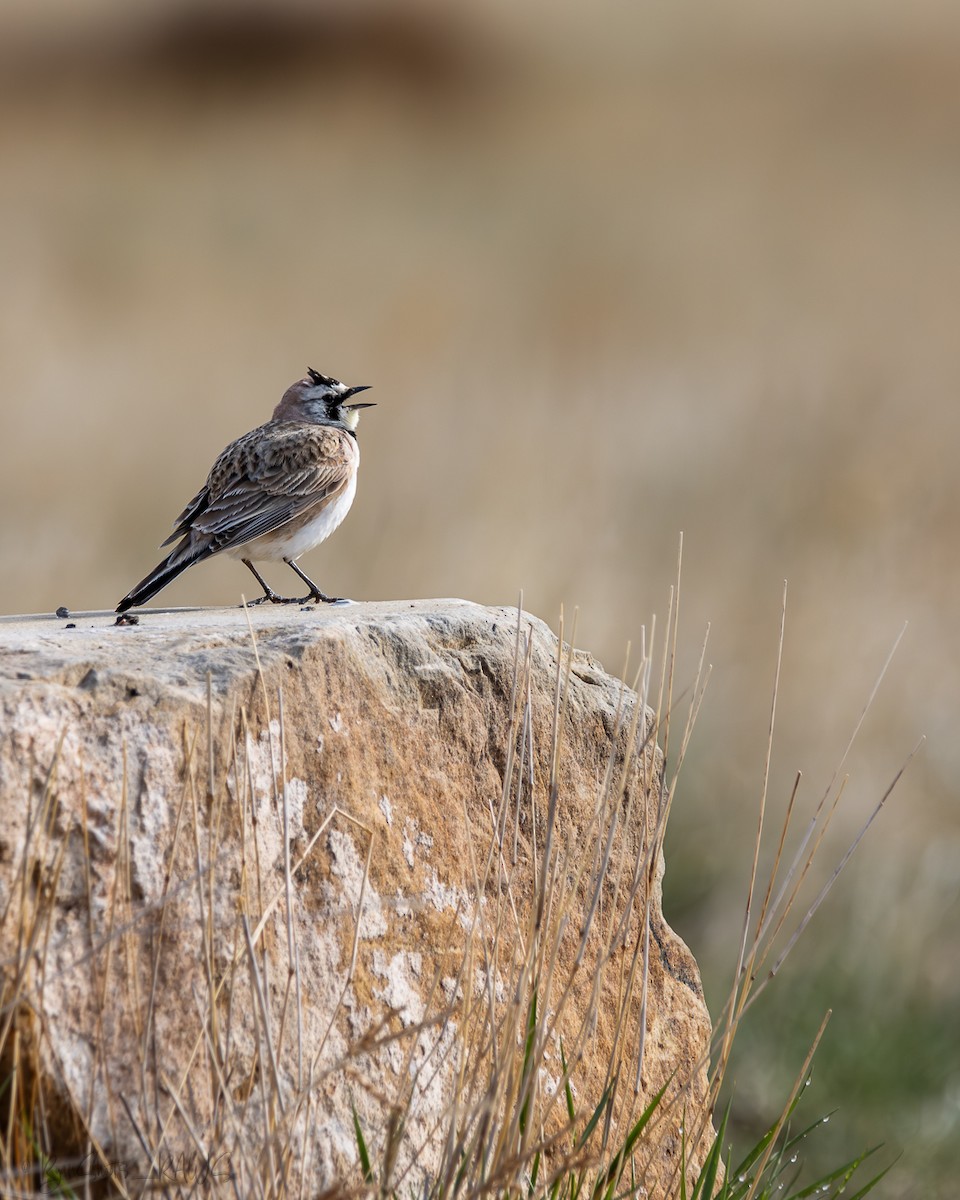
[116,542,210,613]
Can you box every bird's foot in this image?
[297,590,343,605]
[244,590,299,607]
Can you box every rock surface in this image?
[0,599,714,1196]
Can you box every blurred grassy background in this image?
[0,2,957,1194]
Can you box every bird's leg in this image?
[241,558,298,606]
[284,558,342,604]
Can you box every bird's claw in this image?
[244,592,294,607]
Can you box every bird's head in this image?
[273,368,375,430]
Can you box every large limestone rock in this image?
[0,599,714,1196]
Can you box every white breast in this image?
[228,471,358,562]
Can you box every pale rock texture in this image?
[0,599,715,1196]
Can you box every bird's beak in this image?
[343,384,375,410]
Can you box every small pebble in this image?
[55,605,70,619]
[115,613,140,626]
[65,623,76,629]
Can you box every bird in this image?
[116,368,375,613]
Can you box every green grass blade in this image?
[728,1106,791,1183]
[842,1157,898,1200]
[779,1109,838,1160]
[692,1100,730,1200]
[680,1120,689,1200]
[618,1078,672,1162]
[353,1105,374,1184]
[561,1040,576,1126]
[789,1145,881,1198]
[590,1077,670,1200]
[728,1079,818,1183]
[576,1084,613,1152]
[529,1149,541,1194]
[519,988,539,1137]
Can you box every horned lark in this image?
[116,368,375,613]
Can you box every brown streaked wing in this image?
[159,419,279,547]
[188,422,354,552]
[160,484,211,547]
